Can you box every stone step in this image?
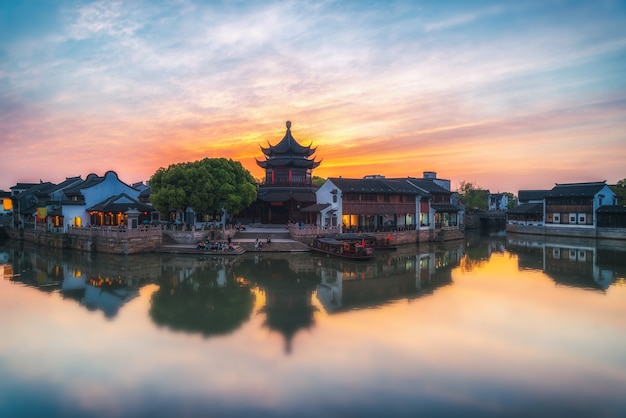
[233,231,290,240]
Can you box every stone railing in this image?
[68,225,161,238]
[288,224,341,239]
[67,226,163,254]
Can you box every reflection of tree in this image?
[150,269,254,337]
[460,232,492,272]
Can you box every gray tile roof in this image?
[518,190,549,201]
[546,182,606,198]
[329,177,427,195]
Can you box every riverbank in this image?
[155,225,312,254]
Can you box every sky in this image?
[1,0,625,194]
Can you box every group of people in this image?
[196,239,236,252]
[254,236,272,250]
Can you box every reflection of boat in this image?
[335,233,397,251]
[311,237,374,260]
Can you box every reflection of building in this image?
[315,245,462,313]
[243,256,319,354]
[6,243,159,316]
[507,235,626,291]
[259,280,317,355]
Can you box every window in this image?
[553,214,560,223]
[332,195,337,203]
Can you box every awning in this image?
[507,203,543,214]
[301,203,331,213]
[431,203,460,212]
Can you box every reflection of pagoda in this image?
[252,258,318,354]
[255,121,321,224]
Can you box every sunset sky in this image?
[1,0,625,194]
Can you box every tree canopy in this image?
[150,268,254,337]
[312,176,326,188]
[149,158,257,219]
[457,181,489,211]
[502,192,518,209]
[611,178,626,205]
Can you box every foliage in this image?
[457,181,489,211]
[611,178,626,205]
[150,269,254,337]
[149,158,257,218]
[312,176,326,188]
[503,192,518,209]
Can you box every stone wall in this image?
[12,227,163,254]
[290,228,454,245]
[597,227,626,240]
[163,229,226,244]
[507,224,626,241]
[464,214,482,229]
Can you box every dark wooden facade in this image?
[253,121,320,224]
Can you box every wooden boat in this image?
[310,237,375,260]
[335,233,397,251]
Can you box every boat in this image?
[335,233,397,251]
[310,237,375,260]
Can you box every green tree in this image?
[150,268,254,337]
[457,181,488,211]
[610,178,626,205]
[503,192,518,209]
[150,158,257,223]
[312,176,326,188]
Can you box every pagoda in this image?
[255,121,321,224]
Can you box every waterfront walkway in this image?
[155,226,312,255]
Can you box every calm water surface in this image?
[1,231,625,417]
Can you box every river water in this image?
[1,231,625,418]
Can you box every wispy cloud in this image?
[0,0,624,192]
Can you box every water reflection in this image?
[3,235,624,336]
[507,234,626,291]
[1,240,466,346]
[316,241,463,313]
[4,242,161,317]
[151,256,255,337]
[1,234,626,417]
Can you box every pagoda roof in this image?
[259,121,317,158]
[257,188,316,203]
[257,157,321,169]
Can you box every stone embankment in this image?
[155,226,312,255]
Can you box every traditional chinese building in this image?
[254,121,321,224]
